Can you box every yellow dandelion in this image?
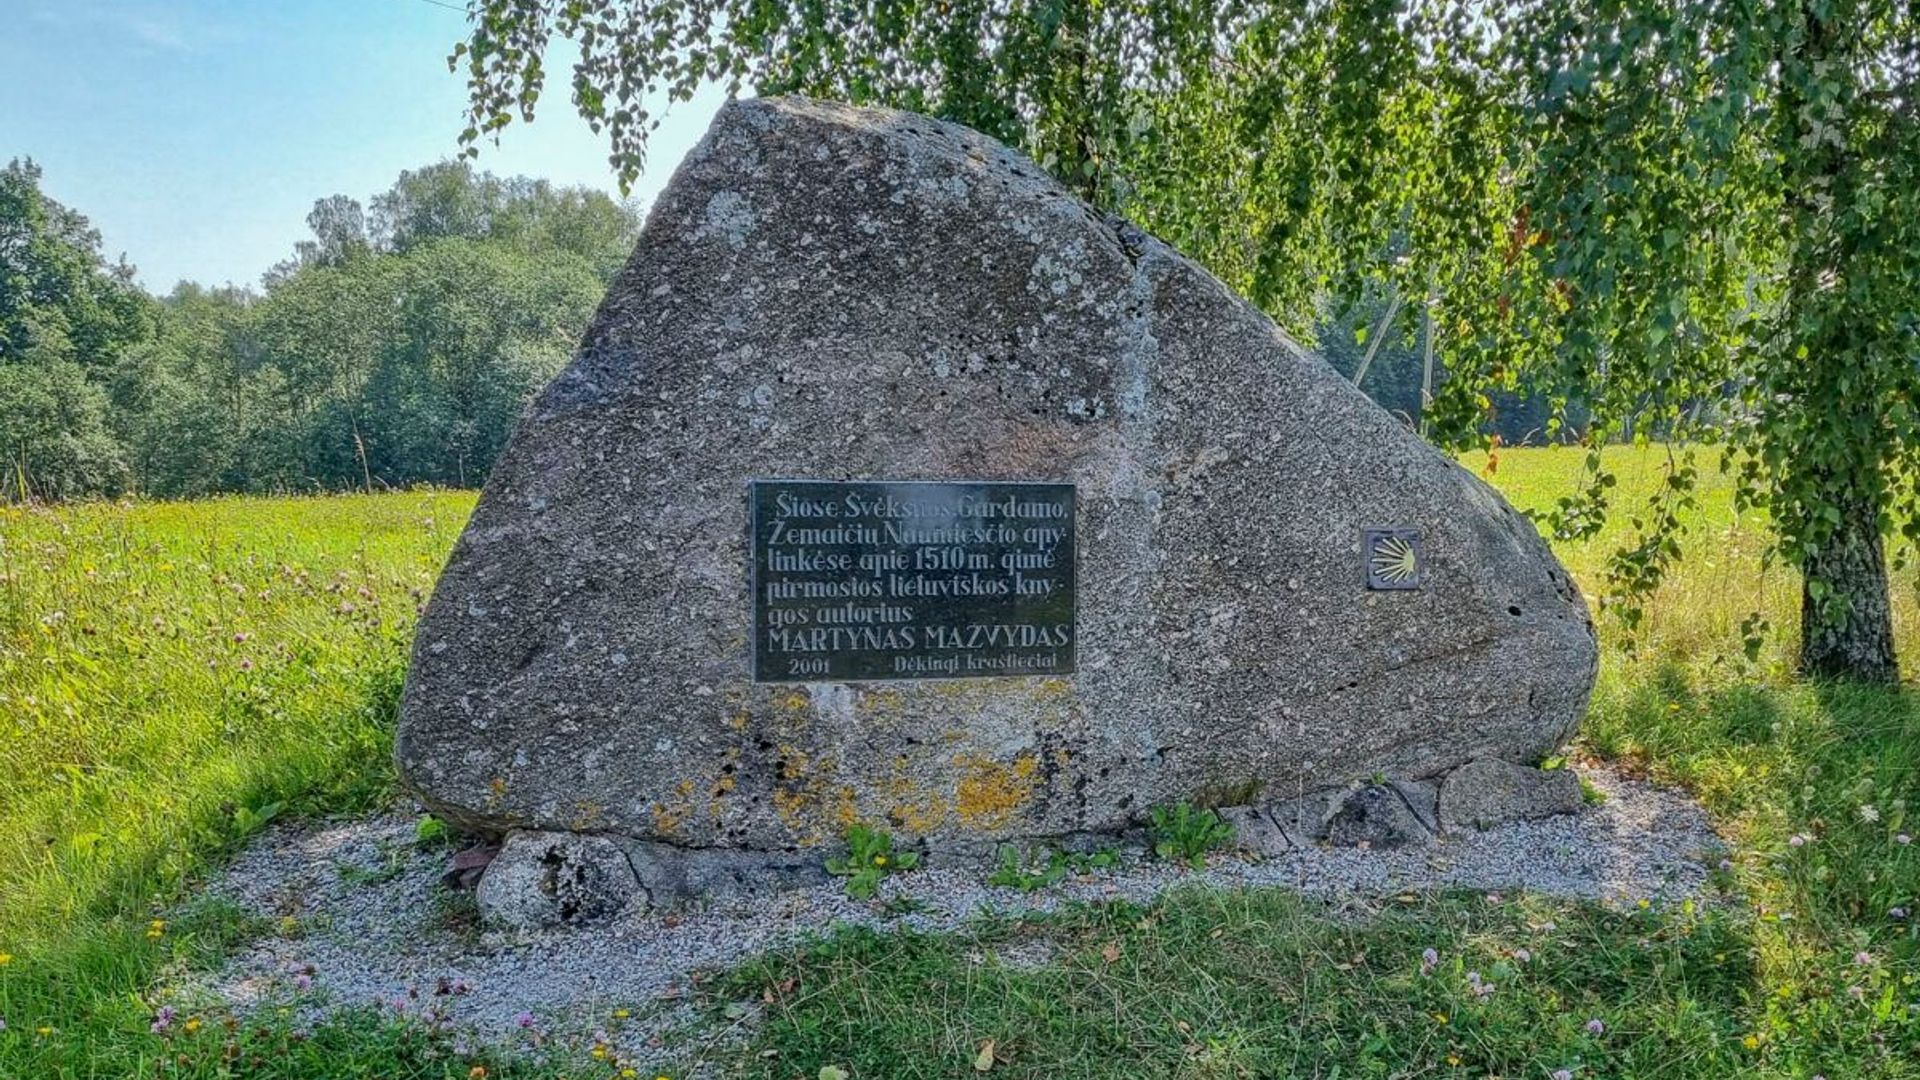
[183,1017,201,1035]
[146,919,166,940]
[1431,1012,1448,1025]
[874,854,888,867]
[612,1008,630,1019]
[1446,1053,1461,1066]
[469,1067,488,1080]
[0,952,12,966]
[37,1026,53,1037]
[591,1044,609,1060]
[1741,1034,1759,1050]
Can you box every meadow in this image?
[0,448,1916,1078]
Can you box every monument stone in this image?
[395,97,1598,923]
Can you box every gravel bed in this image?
[170,765,1722,1068]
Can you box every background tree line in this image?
[0,157,637,501]
[2,151,1514,506]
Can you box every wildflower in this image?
[0,952,10,966]
[294,973,312,991]
[468,1067,487,1079]
[147,919,166,940]
[1420,947,1439,975]
[238,657,254,672]
[591,1044,609,1060]
[36,1026,52,1037]
[1789,833,1809,848]
[182,1016,200,1035]
[1446,1054,1461,1066]
[1898,834,1913,845]
[1431,1012,1448,1025]
[1855,951,1875,966]
[1553,1071,1574,1080]
[515,1011,535,1029]
[1718,859,1734,872]
[1890,907,1909,920]
[1860,805,1882,823]
[873,854,888,867]
[1513,947,1532,964]
[0,1017,7,1031]
[1585,1018,1606,1036]
[612,1007,631,1019]
[1741,1034,1759,1050]
[151,1006,176,1034]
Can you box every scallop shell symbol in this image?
[1370,534,1419,585]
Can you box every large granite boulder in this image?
[395,97,1596,863]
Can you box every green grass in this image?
[0,491,471,1076]
[2,450,1918,1078]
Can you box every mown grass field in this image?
[1,448,1916,1079]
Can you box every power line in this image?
[406,0,469,13]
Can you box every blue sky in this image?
[0,0,726,291]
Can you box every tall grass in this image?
[0,491,471,1074]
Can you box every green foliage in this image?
[825,824,921,899]
[988,845,1121,892]
[456,0,1920,679]
[0,159,633,503]
[1147,804,1234,870]
[414,814,450,847]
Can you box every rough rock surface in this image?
[475,831,640,928]
[1220,805,1292,855]
[1325,784,1435,849]
[1440,759,1586,832]
[396,96,1596,860]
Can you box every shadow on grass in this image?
[689,888,1766,1080]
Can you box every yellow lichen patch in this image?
[832,785,860,829]
[954,753,1040,829]
[568,800,605,830]
[651,802,685,836]
[1028,677,1073,700]
[727,711,750,732]
[880,757,951,835]
[651,778,700,838]
[858,688,906,714]
[484,776,508,810]
[707,771,737,824]
[769,747,847,847]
